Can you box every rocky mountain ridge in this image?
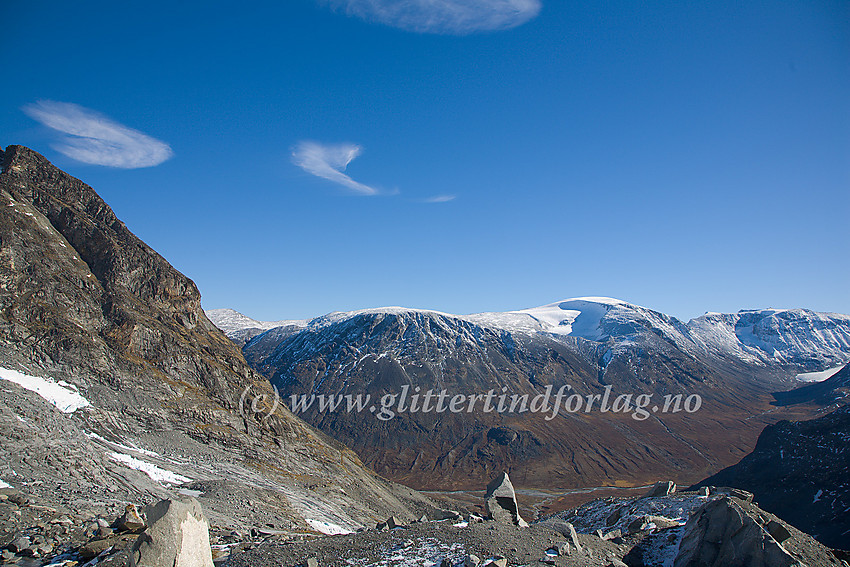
[0,145,439,539]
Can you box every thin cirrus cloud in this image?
[22,100,173,169]
[320,0,541,35]
[292,141,380,196]
[423,194,456,203]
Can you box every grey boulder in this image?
[483,472,528,527]
[644,480,676,498]
[130,497,214,567]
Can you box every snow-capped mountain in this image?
[688,309,850,369]
[215,298,849,491]
[206,308,306,346]
[213,298,850,375]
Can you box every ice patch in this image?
[813,489,823,503]
[108,452,191,485]
[796,365,844,383]
[86,431,159,457]
[0,480,12,489]
[0,367,90,413]
[306,519,353,535]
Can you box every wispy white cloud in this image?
[321,0,541,34]
[292,141,380,196]
[22,100,173,169]
[423,194,456,203]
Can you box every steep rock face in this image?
[0,145,245,405]
[240,302,830,490]
[0,145,433,530]
[692,404,850,550]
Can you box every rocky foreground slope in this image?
[225,481,845,567]
[0,145,442,545]
[693,400,850,550]
[216,300,850,490]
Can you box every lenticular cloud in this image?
[22,100,173,169]
[292,141,379,196]
[323,0,542,34]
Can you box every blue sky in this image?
[2,0,848,321]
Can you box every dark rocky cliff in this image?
[692,404,850,550]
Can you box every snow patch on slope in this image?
[306,519,353,535]
[108,452,191,485]
[0,367,90,413]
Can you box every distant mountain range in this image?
[210,299,850,372]
[208,301,850,490]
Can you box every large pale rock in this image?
[130,498,214,567]
[483,472,528,527]
[644,480,676,498]
[673,497,796,567]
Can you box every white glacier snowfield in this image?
[0,366,90,413]
[795,365,845,382]
[208,297,850,370]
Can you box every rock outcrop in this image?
[673,497,797,567]
[692,404,850,550]
[644,481,676,498]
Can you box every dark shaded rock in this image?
[692,404,850,550]
[605,507,622,527]
[8,537,30,553]
[766,520,791,544]
[486,427,517,445]
[386,516,402,529]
